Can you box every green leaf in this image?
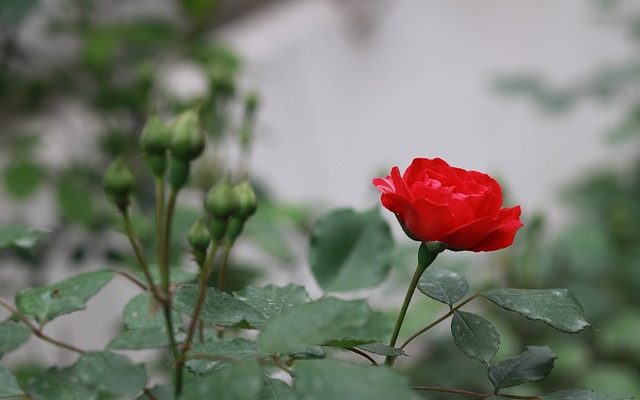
[142,265,198,285]
[174,285,266,328]
[135,385,173,400]
[233,284,310,325]
[3,161,46,199]
[258,298,372,354]
[260,378,296,400]
[451,311,500,365]
[71,351,147,397]
[308,208,394,292]
[0,365,23,397]
[182,362,263,400]
[16,270,116,323]
[488,346,556,391]
[543,389,624,400]
[418,267,469,305]
[107,327,185,350]
[357,343,406,357]
[123,292,180,329]
[324,311,392,348]
[0,0,39,27]
[0,321,31,357]
[483,289,590,333]
[0,224,47,249]
[186,338,259,375]
[294,359,415,400]
[25,369,96,400]
[288,346,326,360]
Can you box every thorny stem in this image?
[175,241,221,396]
[346,347,378,365]
[0,297,84,354]
[385,245,441,366]
[400,294,480,350]
[413,386,541,400]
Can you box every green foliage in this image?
[260,378,296,400]
[0,224,47,249]
[2,160,46,199]
[70,352,147,397]
[488,346,557,391]
[308,208,394,292]
[542,389,625,400]
[483,289,590,333]
[25,369,96,400]
[182,362,263,400]
[16,270,115,324]
[0,321,31,357]
[418,267,469,305]
[0,365,23,397]
[451,311,500,365]
[294,360,416,400]
[233,284,310,321]
[186,337,259,375]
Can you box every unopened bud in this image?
[170,110,205,161]
[103,158,135,210]
[232,181,257,220]
[204,178,239,219]
[140,115,171,154]
[188,218,211,251]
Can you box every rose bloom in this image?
[373,158,523,252]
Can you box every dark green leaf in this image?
[543,389,627,400]
[233,284,310,325]
[0,365,22,397]
[483,289,590,333]
[71,351,147,397]
[16,270,115,323]
[0,224,47,249]
[294,360,415,400]
[258,298,371,354]
[25,369,96,400]
[418,267,469,305]
[244,205,296,262]
[308,208,394,292]
[489,346,556,391]
[182,362,263,400]
[123,292,180,329]
[324,311,392,348]
[186,338,259,375]
[0,321,31,357]
[174,284,266,328]
[357,343,406,357]
[451,311,500,365]
[288,346,326,360]
[260,378,295,400]
[136,385,173,400]
[0,0,39,27]
[107,327,185,350]
[3,161,46,199]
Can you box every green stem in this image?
[175,241,221,396]
[155,177,166,283]
[217,240,234,292]
[385,242,443,366]
[121,211,155,292]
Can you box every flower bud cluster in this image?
[204,178,257,243]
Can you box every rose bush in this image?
[373,157,523,251]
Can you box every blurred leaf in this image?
[3,160,46,199]
[174,284,266,328]
[0,365,22,397]
[181,0,218,23]
[294,359,415,400]
[288,346,326,360]
[122,292,180,330]
[233,284,310,325]
[324,311,392,348]
[357,343,406,357]
[107,327,185,350]
[0,321,31,357]
[186,338,259,375]
[16,270,115,324]
[25,369,96,400]
[141,265,198,286]
[56,171,98,225]
[0,0,38,27]
[260,378,295,400]
[418,267,469,305]
[494,75,575,113]
[258,298,371,354]
[483,289,590,333]
[136,385,173,400]
[71,352,147,397]
[582,364,640,399]
[451,311,500,365]
[308,208,393,292]
[543,389,624,400]
[244,205,296,263]
[489,346,556,391]
[0,224,47,249]
[182,362,263,400]
[600,310,640,357]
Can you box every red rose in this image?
[373,158,523,252]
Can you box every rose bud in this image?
[187,218,211,251]
[140,115,171,154]
[204,178,239,220]
[373,157,523,252]
[169,110,205,162]
[232,181,257,220]
[103,158,135,211]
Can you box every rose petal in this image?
[468,206,523,251]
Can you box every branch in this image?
[0,297,84,354]
[111,269,148,290]
[345,347,378,365]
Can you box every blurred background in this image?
[1,0,639,397]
